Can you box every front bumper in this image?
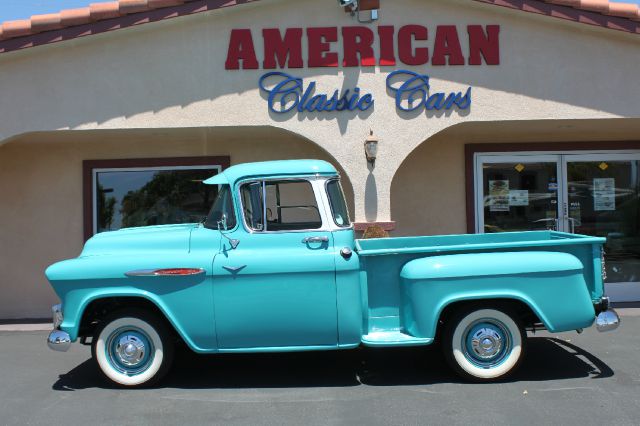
[596,309,620,332]
[46,304,71,352]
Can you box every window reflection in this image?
[95,168,220,233]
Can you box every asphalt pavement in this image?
[0,312,639,426]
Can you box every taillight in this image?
[601,249,607,282]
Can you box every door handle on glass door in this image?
[302,236,329,243]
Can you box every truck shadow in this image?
[52,337,613,391]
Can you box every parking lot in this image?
[1,311,639,426]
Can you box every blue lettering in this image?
[258,71,471,116]
[386,70,472,113]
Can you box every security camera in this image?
[338,0,358,9]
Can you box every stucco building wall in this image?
[0,127,353,318]
[1,0,639,223]
[1,0,640,317]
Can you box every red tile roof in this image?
[0,0,637,54]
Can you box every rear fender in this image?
[400,251,596,338]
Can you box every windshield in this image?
[204,184,237,230]
[326,179,351,227]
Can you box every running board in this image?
[361,331,433,347]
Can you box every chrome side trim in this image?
[125,268,206,277]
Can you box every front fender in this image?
[47,255,217,353]
[399,251,596,338]
[58,287,216,353]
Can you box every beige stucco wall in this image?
[1,0,640,317]
[390,118,640,237]
[0,127,354,318]
[0,0,639,223]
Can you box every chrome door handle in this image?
[222,265,246,273]
[302,236,329,243]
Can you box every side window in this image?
[204,184,237,230]
[326,179,351,227]
[240,182,264,231]
[240,180,322,231]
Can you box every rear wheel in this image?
[442,307,526,381]
[91,309,174,387]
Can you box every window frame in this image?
[325,178,352,228]
[83,156,230,241]
[238,177,328,234]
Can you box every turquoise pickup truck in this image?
[46,160,620,387]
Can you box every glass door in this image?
[476,151,640,302]
[476,155,563,233]
[563,154,640,302]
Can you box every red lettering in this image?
[398,25,429,66]
[432,25,465,66]
[377,26,396,66]
[342,27,375,67]
[307,27,339,68]
[262,28,303,69]
[468,25,500,65]
[225,29,259,70]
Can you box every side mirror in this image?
[216,213,240,250]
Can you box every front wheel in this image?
[442,307,526,381]
[92,310,174,387]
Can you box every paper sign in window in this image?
[593,178,615,211]
[489,180,509,212]
[508,190,529,206]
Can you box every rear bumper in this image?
[46,304,71,352]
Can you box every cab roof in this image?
[204,159,338,186]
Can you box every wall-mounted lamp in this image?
[364,129,379,166]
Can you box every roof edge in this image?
[0,0,261,55]
[0,0,638,55]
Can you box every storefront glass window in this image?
[482,161,559,233]
[567,160,640,284]
[94,166,221,233]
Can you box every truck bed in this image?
[354,231,606,341]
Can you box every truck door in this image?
[212,179,338,349]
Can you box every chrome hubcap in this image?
[471,328,503,359]
[116,335,146,366]
[462,319,512,368]
[106,327,154,376]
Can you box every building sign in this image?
[226,25,498,115]
[258,70,472,114]
[225,25,500,69]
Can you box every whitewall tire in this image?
[443,307,525,381]
[92,310,174,387]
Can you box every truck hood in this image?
[80,223,198,257]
